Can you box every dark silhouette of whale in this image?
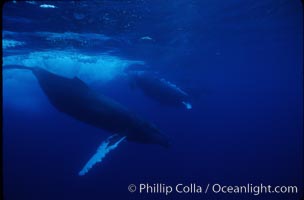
[128,71,192,109]
[4,65,170,148]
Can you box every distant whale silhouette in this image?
[128,71,192,109]
[3,65,170,148]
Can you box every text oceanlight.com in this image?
[128,183,298,196]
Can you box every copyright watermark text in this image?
[128,183,299,196]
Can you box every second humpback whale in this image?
[4,65,170,175]
[128,71,192,109]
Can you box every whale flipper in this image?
[78,134,126,176]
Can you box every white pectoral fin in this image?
[182,101,192,110]
[78,134,126,176]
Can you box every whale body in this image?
[4,65,170,148]
[128,71,192,109]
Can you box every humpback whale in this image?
[128,71,192,109]
[4,65,169,147]
[4,65,170,175]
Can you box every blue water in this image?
[2,1,303,200]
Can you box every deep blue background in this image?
[2,0,303,199]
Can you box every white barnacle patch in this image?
[140,36,153,40]
[25,1,37,5]
[40,4,57,8]
[160,78,189,96]
[182,101,192,110]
